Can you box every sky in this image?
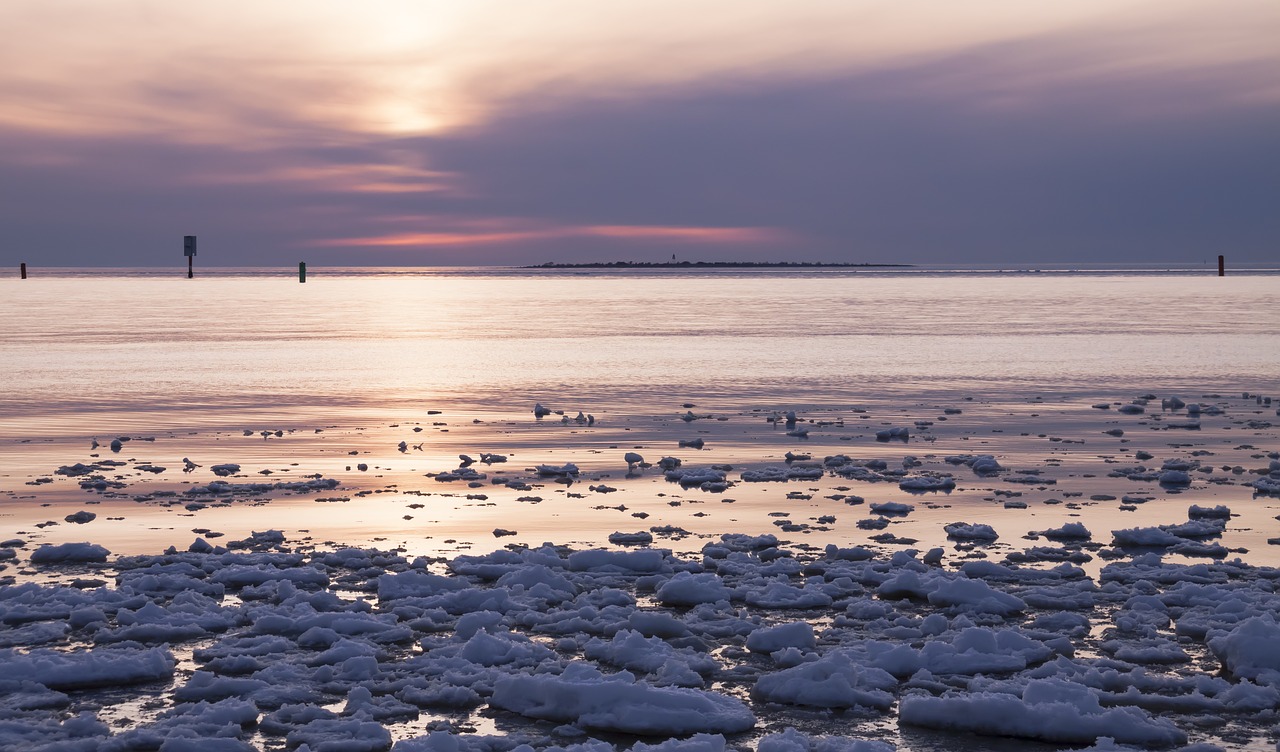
[1,0,1278,267]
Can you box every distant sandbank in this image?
[523,260,913,269]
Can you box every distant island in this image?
[523,261,913,269]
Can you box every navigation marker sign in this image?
[184,235,197,278]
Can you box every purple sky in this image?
[2,1,1278,267]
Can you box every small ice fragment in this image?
[943,522,999,541]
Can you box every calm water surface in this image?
[2,268,1277,432]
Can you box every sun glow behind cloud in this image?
[3,0,1277,145]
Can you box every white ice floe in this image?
[945,454,1003,476]
[1208,616,1280,685]
[899,476,955,492]
[1158,470,1192,486]
[536,463,580,477]
[870,502,913,516]
[740,466,823,482]
[0,645,175,690]
[607,531,654,546]
[847,627,1058,678]
[30,542,111,563]
[183,478,339,496]
[942,522,998,541]
[1187,505,1230,519]
[927,577,1026,615]
[1042,522,1092,540]
[752,651,896,709]
[746,622,816,653]
[656,572,731,606]
[583,629,718,684]
[899,678,1186,747]
[758,727,894,752]
[490,662,755,735]
[1251,476,1280,495]
[665,467,728,489]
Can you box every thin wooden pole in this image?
[20,262,26,279]
[188,255,193,279]
[1218,255,1225,277]
[299,261,307,283]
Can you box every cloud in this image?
[2,1,1276,145]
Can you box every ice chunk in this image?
[757,727,893,752]
[943,522,998,541]
[870,502,913,516]
[1208,616,1280,685]
[899,678,1186,746]
[751,651,895,709]
[927,578,1025,615]
[656,572,731,606]
[609,531,654,546]
[0,646,175,690]
[584,629,718,678]
[746,622,816,653]
[1042,522,1091,541]
[489,662,755,735]
[30,542,111,563]
[900,476,955,492]
[536,463,580,477]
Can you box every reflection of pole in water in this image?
[184,235,197,278]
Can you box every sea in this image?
[1,264,1278,559]
[3,264,1277,431]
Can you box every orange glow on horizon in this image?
[308,224,789,249]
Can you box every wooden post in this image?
[1218,255,1225,277]
[188,255,193,279]
[20,263,26,279]
[299,261,306,283]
